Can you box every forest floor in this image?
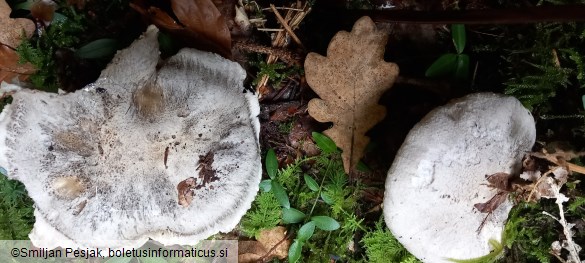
[1,0,585,262]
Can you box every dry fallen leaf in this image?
[0,0,35,49]
[31,0,57,26]
[305,16,399,173]
[0,44,36,84]
[130,0,232,59]
[474,191,509,213]
[485,172,512,191]
[176,177,196,207]
[238,226,290,262]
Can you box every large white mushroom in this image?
[384,93,536,262]
[0,26,261,249]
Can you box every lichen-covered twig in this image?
[542,178,582,263]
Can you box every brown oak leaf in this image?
[305,16,399,173]
[0,0,35,49]
[238,226,290,262]
[130,0,232,59]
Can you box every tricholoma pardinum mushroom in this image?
[384,93,536,262]
[0,26,261,249]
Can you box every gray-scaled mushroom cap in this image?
[384,93,536,262]
[0,26,261,249]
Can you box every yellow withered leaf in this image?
[305,16,399,173]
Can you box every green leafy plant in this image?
[262,144,342,263]
[75,38,120,59]
[426,24,470,81]
[241,132,365,262]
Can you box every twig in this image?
[255,2,310,97]
[270,4,305,49]
[262,6,305,12]
[233,41,302,66]
[311,4,585,24]
[530,151,585,175]
[257,28,285,32]
[550,251,567,263]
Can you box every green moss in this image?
[277,120,295,134]
[502,201,558,263]
[361,217,420,263]
[250,54,302,89]
[498,21,585,112]
[240,191,282,238]
[0,173,35,240]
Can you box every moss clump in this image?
[361,217,420,263]
[0,173,34,240]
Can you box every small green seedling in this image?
[243,132,363,261]
[262,144,340,263]
[426,24,469,81]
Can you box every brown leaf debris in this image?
[31,0,57,26]
[305,16,399,173]
[0,0,36,84]
[130,0,232,59]
[0,44,36,84]
[238,226,290,262]
[0,0,35,49]
[177,177,196,207]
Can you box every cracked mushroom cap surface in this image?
[384,93,536,262]
[0,26,261,249]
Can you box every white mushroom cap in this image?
[0,26,261,249]
[384,93,536,262]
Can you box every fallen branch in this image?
[311,4,585,25]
